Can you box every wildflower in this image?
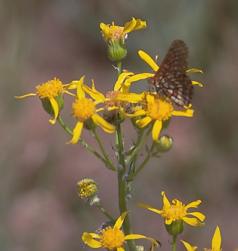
[100,18,146,43]
[15,78,71,124]
[70,77,115,144]
[182,226,222,251]
[138,49,203,88]
[77,178,98,199]
[100,18,146,61]
[156,135,173,152]
[82,212,158,251]
[133,94,194,141]
[140,191,205,227]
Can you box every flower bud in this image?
[41,95,64,116]
[156,135,173,152]
[107,41,127,62]
[77,178,98,199]
[165,220,184,237]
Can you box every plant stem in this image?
[92,129,116,171]
[172,235,177,251]
[95,204,115,222]
[57,116,107,165]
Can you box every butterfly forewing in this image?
[152,40,193,106]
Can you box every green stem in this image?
[172,235,177,251]
[95,204,115,222]
[92,129,116,171]
[57,116,107,165]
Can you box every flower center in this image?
[36,78,64,99]
[72,98,96,122]
[77,179,97,199]
[162,202,187,221]
[147,98,173,121]
[109,25,124,41]
[100,227,125,250]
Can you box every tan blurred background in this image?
[1,0,238,250]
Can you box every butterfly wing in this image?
[152,40,193,106]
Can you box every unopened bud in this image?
[107,41,127,62]
[77,178,98,199]
[156,135,173,152]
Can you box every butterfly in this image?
[151,39,193,107]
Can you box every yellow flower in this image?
[137,49,203,88]
[140,191,205,227]
[133,94,194,141]
[70,77,115,144]
[77,178,98,199]
[15,78,71,124]
[182,226,222,251]
[82,212,158,251]
[100,18,146,42]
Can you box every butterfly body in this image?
[152,40,193,107]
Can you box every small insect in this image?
[151,40,193,107]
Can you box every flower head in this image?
[82,212,158,251]
[140,191,205,227]
[100,18,146,43]
[182,226,222,251]
[134,94,194,141]
[77,178,98,199]
[69,77,115,144]
[15,78,71,124]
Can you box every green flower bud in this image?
[156,135,173,152]
[165,220,184,237]
[107,41,127,62]
[41,95,64,116]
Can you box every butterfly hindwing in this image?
[152,40,193,106]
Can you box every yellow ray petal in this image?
[138,50,159,72]
[82,232,102,248]
[83,84,105,102]
[136,116,152,128]
[92,113,115,133]
[186,68,203,74]
[181,240,197,251]
[125,73,154,87]
[212,226,221,251]
[161,191,171,208]
[172,109,194,117]
[152,120,162,141]
[185,200,202,209]
[182,217,202,227]
[187,212,205,222]
[192,81,204,87]
[114,212,127,229]
[69,122,83,144]
[117,247,125,251]
[15,93,37,99]
[49,98,59,125]
[114,72,134,91]
[138,203,162,215]
[123,17,137,33]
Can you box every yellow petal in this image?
[186,68,203,74]
[114,72,134,91]
[123,17,137,33]
[114,212,127,229]
[116,92,144,103]
[82,232,102,248]
[212,226,221,251]
[125,110,146,118]
[182,217,203,226]
[138,203,162,215]
[69,122,84,144]
[172,109,194,117]
[92,113,115,133]
[83,83,105,102]
[136,116,152,128]
[133,19,147,30]
[192,81,204,87]
[161,191,171,208]
[185,200,202,209]
[152,120,162,141]
[15,93,37,99]
[181,240,197,251]
[187,212,205,222]
[165,218,173,225]
[138,50,159,72]
[49,98,59,125]
[125,73,154,87]
[117,247,125,251]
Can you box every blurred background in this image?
[1,0,238,250]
